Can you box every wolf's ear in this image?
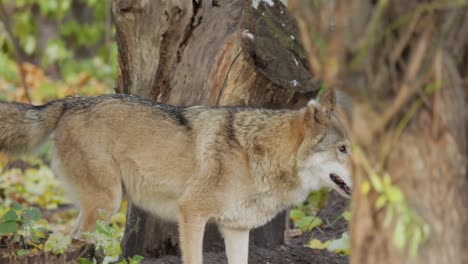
[318,88,336,112]
[306,99,330,126]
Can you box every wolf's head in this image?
[297,89,352,198]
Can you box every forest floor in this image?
[0,157,349,264]
[144,193,349,264]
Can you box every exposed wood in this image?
[112,0,319,258]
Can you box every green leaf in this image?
[341,210,351,221]
[78,258,94,264]
[1,210,19,222]
[12,201,23,210]
[22,219,31,226]
[316,84,328,102]
[386,186,404,203]
[392,219,407,249]
[0,221,19,234]
[383,206,394,227]
[369,173,383,192]
[129,255,144,264]
[96,220,111,236]
[36,227,49,237]
[295,216,323,232]
[409,228,422,258]
[24,207,42,221]
[16,249,31,256]
[290,209,305,221]
[45,232,72,255]
[103,239,122,257]
[307,188,329,210]
[31,234,41,244]
[375,195,387,209]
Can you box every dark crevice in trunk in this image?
[115,26,131,94]
[150,30,172,100]
[177,0,203,63]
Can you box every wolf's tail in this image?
[0,100,65,153]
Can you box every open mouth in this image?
[330,173,351,196]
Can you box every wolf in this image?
[0,88,352,264]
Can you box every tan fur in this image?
[0,91,351,264]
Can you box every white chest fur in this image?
[215,187,310,229]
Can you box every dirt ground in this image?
[144,192,350,264]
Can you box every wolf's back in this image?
[0,100,65,153]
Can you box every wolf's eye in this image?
[338,145,347,153]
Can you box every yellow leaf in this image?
[361,180,371,194]
[308,239,330,249]
[110,211,127,225]
[341,210,351,221]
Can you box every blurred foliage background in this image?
[0,0,115,104]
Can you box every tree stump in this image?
[112,0,319,258]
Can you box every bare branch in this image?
[0,1,31,103]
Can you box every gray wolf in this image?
[0,89,352,264]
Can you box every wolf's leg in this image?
[70,211,83,239]
[79,185,122,231]
[68,183,122,238]
[219,226,250,264]
[178,205,207,264]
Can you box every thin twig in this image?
[0,1,31,103]
[104,0,112,51]
[289,0,322,77]
[370,28,431,136]
[390,11,421,63]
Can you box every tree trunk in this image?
[290,1,468,263]
[112,0,318,258]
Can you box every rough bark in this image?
[112,0,319,258]
[290,1,468,263]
